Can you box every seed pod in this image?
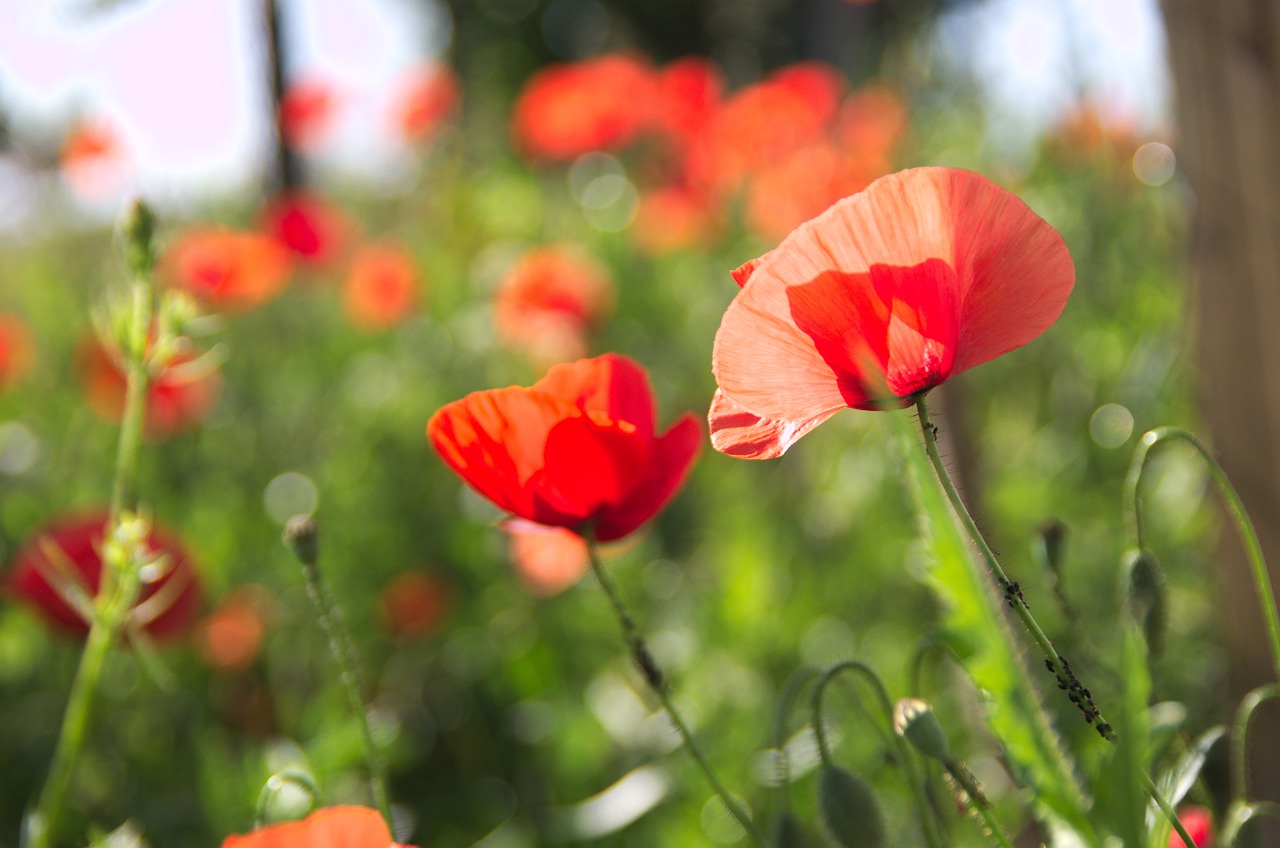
[893,698,952,763]
[818,766,885,848]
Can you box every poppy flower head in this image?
[511,54,655,161]
[648,57,724,150]
[160,227,293,313]
[711,166,1074,459]
[379,571,450,638]
[222,806,415,848]
[260,191,353,268]
[428,353,701,542]
[394,63,461,143]
[280,79,339,152]
[197,586,273,672]
[0,313,35,389]
[1169,806,1213,848]
[8,512,201,640]
[78,335,221,440]
[344,243,421,330]
[494,246,614,363]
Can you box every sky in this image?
[0,0,1168,225]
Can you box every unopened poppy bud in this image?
[818,765,885,848]
[121,198,157,276]
[1122,548,1166,655]
[768,811,808,848]
[893,698,952,762]
[283,515,319,566]
[1034,520,1068,577]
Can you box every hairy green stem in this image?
[1144,771,1196,848]
[585,538,766,847]
[1125,427,1280,681]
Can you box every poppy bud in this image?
[818,766,885,848]
[1122,548,1166,656]
[893,698,952,762]
[283,515,320,566]
[121,198,157,276]
[768,811,808,848]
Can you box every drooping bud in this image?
[1122,548,1167,656]
[283,514,319,566]
[818,766,885,848]
[893,698,952,762]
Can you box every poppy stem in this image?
[284,515,393,830]
[913,397,1114,741]
[585,538,767,848]
[28,278,154,848]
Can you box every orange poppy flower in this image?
[503,519,590,596]
[280,79,338,151]
[394,63,461,143]
[511,54,655,160]
[0,313,34,389]
[260,191,352,268]
[197,586,272,672]
[78,336,221,440]
[223,806,414,848]
[494,246,613,363]
[429,354,701,542]
[8,512,201,640]
[343,243,421,330]
[60,119,128,201]
[710,167,1074,459]
[160,227,292,313]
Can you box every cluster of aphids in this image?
[998,577,1027,609]
[1043,655,1115,740]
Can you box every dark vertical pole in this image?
[263,0,300,193]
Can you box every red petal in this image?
[503,519,590,596]
[533,353,656,434]
[540,415,652,522]
[221,805,402,848]
[708,389,840,459]
[594,413,702,541]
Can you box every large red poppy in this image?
[710,167,1074,459]
[8,512,201,640]
[223,806,414,848]
[428,354,701,542]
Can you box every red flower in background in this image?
[511,54,654,160]
[280,79,339,151]
[60,119,128,201]
[394,63,461,143]
[379,572,450,638]
[343,243,421,330]
[78,336,221,440]
[503,520,590,596]
[0,314,34,389]
[8,512,200,640]
[223,806,414,848]
[260,191,352,268]
[631,184,720,255]
[494,246,613,363]
[648,57,723,152]
[197,586,273,672]
[710,167,1074,459]
[1169,806,1213,848]
[160,228,292,313]
[429,354,701,542]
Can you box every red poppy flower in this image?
[648,57,723,150]
[197,586,272,672]
[494,246,614,363]
[344,243,421,330]
[222,806,414,848]
[710,167,1074,459]
[511,54,655,161]
[429,354,701,542]
[60,119,128,201]
[78,335,221,440]
[280,79,338,151]
[394,63,461,143]
[160,227,293,313]
[8,512,201,640]
[1169,806,1213,848]
[631,184,721,255]
[260,191,352,268]
[379,572,450,638]
[0,313,34,389]
[503,519,590,596]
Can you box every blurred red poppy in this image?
[648,57,723,151]
[379,571,450,638]
[394,63,461,143]
[280,79,338,151]
[60,119,128,201]
[494,246,613,363]
[260,192,352,268]
[8,512,200,640]
[1048,100,1141,170]
[631,184,721,255]
[78,335,221,440]
[710,167,1074,458]
[429,354,701,542]
[160,227,292,313]
[503,519,590,596]
[197,586,272,672]
[511,54,655,160]
[223,806,414,848]
[0,313,34,389]
[344,243,421,330]
[1169,806,1213,848]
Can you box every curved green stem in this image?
[769,667,818,812]
[287,518,392,828]
[1231,683,1280,801]
[1125,427,1280,681]
[1144,771,1197,848]
[914,397,1112,739]
[585,538,766,848]
[809,660,947,848]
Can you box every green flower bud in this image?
[893,698,952,762]
[283,514,320,566]
[1121,548,1166,656]
[121,198,157,276]
[818,766,885,848]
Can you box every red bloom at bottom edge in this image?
[428,354,701,542]
[223,806,415,848]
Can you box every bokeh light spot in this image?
[1089,403,1135,448]
[263,472,319,524]
[0,421,38,475]
[1133,142,1175,186]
